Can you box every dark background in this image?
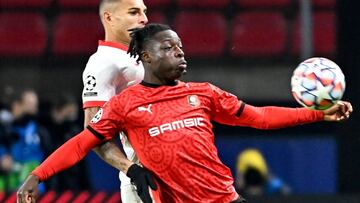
[0,0,359,197]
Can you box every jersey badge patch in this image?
[188,95,200,107]
[90,108,103,123]
[85,75,97,91]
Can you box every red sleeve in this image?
[83,101,107,109]
[234,104,324,129]
[31,129,103,181]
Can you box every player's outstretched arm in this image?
[322,101,353,122]
[85,107,133,172]
[234,101,352,129]
[17,129,102,203]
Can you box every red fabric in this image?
[32,129,101,181]
[86,81,324,202]
[235,105,324,129]
[98,40,128,52]
[83,101,107,109]
[31,81,324,201]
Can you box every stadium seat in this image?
[230,12,287,57]
[52,13,104,56]
[313,0,336,8]
[235,0,291,8]
[39,190,57,203]
[105,192,121,203]
[54,191,73,203]
[57,0,100,9]
[292,12,336,56]
[145,0,172,8]
[147,12,167,24]
[0,13,47,57]
[173,12,227,57]
[294,0,336,9]
[0,0,50,8]
[176,0,230,9]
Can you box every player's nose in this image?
[139,12,148,25]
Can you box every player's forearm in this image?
[84,107,101,128]
[238,105,324,129]
[93,141,133,173]
[84,107,133,173]
[32,129,101,181]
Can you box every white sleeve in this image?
[82,55,120,109]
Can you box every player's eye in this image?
[162,47,172,51]
[128,11,138,15]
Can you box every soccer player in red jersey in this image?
[17,24,353,203]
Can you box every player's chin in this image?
[127,26,145,33]
[174,68,187,78]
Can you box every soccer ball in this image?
[291,57,345,110]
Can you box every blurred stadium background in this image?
[0,0,360,202]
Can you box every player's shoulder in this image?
[113,83,143,99]
[83,48,135,75]
[182,81,215,90]
[108,84,144,108]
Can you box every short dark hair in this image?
[128,23,171,63]
[99,0,121,22]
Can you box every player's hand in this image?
[323,101,353,122]
[126,164,157,203]
[17,174,40,203]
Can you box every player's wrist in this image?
[27,174,41,183]
[126,164,140,178]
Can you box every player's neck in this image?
[141,80,178,87]
[105,33,129,47]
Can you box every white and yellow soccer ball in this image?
[291,57,346,110]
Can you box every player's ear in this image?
[141,51,152,64]
[103,11,113,26]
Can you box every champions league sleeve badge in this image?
[90,108,103,123]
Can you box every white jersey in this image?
[82,40,144,185]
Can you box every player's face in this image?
[146,30,187,83]
[111,0,148,44]
[21,91,38,115]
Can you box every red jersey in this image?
[90,81,242,202]
[87,81,323,202]
[32,81,323,203]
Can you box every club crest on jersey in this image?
[188,95,200,107]
[90,108,103,123]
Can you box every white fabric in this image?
[81,43,144,189]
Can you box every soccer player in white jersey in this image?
[82,0,147,202]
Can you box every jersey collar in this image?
[98,40,128,52]
[140,80,179,88]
